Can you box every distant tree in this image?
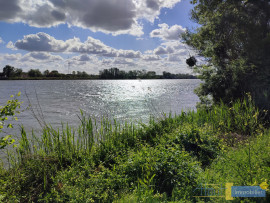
[43,70,50,77]
[49,70,61,77]
[3,65,15,78]
[28,69,42,77]
[147,71,156,78]
[99,68,120,79]
[119,70,126,79]
[81,71,88,78]
[14,68,22,77]
[163,71,172,79]
[77,71,82,77]
[127,70,137,79]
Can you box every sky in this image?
[0,0,198,75]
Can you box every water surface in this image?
[0,79,201,132]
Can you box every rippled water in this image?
[0,79,201,132]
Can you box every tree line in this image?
[0,65,197,80]
[0,65,98,79]
[99,68,196,79]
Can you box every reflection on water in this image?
[0,79,201,132]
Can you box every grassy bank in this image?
[0,98,269,202]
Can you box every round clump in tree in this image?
[186,56,197,67]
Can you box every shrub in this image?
[118,144,202,201]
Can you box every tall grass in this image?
[0,97,267,202]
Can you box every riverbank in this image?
[0,98,269,202]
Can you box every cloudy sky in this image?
[0,0,197,75]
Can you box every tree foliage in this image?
[0,93,22,149]
[3,65,15,78]
[183,0,270,110]
[28,69,42,77]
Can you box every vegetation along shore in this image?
[0,66,197,80]
[0,94,269,202]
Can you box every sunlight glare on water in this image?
[0,79,201,132]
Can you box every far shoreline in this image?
[0,77,198,81]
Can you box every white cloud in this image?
[113,58,136,66]
[15,32,69,52]
[142,55,161,61]
[6,41,17,50]
[153,46,174,55]
[76,54,92,62]
[135,0,181,23]
[150,23,186,40]
[1,51,192,75]
[0,37,3,44]
[25,52,63,61]
[0,0,181,36]
[167,54,183,62]
[2,52,63,63]
[3,53,22,61]
[118,50,141,58]
[14,32,142,59]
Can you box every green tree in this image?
[14,68,23,77]
[3,65,15,78]
[0,93,22,149]
[49,70,61,77]
[43,70,50,77]
[82,71,89,78]
[28,69,42,77]
[146,71,156,78]
[183,0,270,110]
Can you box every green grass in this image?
[0,97,269,202]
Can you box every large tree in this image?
[3,65,15,78]
[183,0,270,110]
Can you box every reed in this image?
[0,97,267,202]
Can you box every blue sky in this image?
[0,0,197,74]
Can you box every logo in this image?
[193,182,268,200]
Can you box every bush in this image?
[118,144,202,201]
[47,162,128,202]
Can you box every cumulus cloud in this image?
[113,58,136,66]
[13,32,142,59]
[3,53,22,61]
[69,36,116,56]
[26,52,63,61]
[0,0,181,36]
[23,4,66,27]
[150,23,186,40]
[136,0,181,23]
[15,33,69,52]
[161,41,187,52]
[153,46,174,55]
[118,50,141,58]
[0,37,3,44]
[142,55,161,61]
[167,54,183,62]
[0,0,21,21]
[2,52,63,63]
[77,54,92,62]
[6,41,17,50]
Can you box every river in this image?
[0,79,201,133]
